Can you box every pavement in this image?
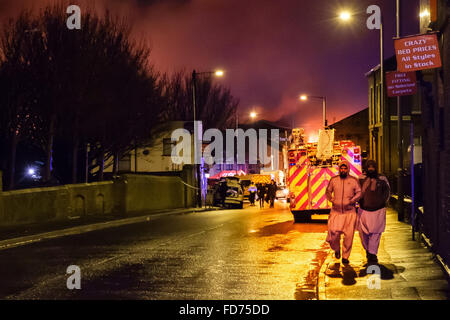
[317,208,449,300]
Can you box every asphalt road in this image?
[0,200,330,300]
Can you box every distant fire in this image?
[307,133,319,143]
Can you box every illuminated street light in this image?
[215,70,224,77]
[419,9,430,18]
[337,4,406,221]
[299,94,327,128]
[339,11,352,21]
[192,68,225,208]
[337,8,384,118]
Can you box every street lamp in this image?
[299,95,327,128]
[339,11,351,21]
[191,69,225,208]
[214,70,224,77]
[192,69,224,123]
[339,5,405,221]
[338,10,384,129]
[419,9,430,18]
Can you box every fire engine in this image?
[287,127,362,222]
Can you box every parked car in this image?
[239,178,251,199]
[224,177,244,209]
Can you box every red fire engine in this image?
[287,128,362,222]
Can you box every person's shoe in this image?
[342,258,350,265]
[368,253,378,264]
[335,251,341,259]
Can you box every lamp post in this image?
[191,69,224,207]
[300,95,327,128]
[338,11,384,124]
[338,11,384,132]
[339,6,404,221]
[396,0,404,222]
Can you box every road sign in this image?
[394,34,442,72]
[386,71,417,97]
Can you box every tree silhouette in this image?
[0,4,240,189]
[0,5,164,187]
[160,70,238,131]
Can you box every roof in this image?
[329,108,369,127]
[365,55,398,77]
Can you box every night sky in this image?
[0,0,420,135]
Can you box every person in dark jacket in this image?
[269,180,277,208]
[257,184,266,208]
[218,181,228,207]
[357,160,390,264]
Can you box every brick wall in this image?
[420,2,450,267]
[439,6,450,265]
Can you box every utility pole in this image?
[411,122,415,240]
[192,70,202,208]
[191,69,224,208]
[397,0,404,221]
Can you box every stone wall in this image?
[0,167,195,226]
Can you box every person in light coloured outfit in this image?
[325,160,362,264]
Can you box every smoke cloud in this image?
[0,0,420,136]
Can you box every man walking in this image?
[269,180,276,208]
[219,180,228,208]
[357,160,390,264]
[257,184,266,209]
[325,160,361,264]
[248,182,257,206]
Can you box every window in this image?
[370,87,374,125]
[163,138,175,156]
[118,153,131,172]
[378,84,382,123]
[374,84,379,124]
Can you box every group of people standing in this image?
[248,181,277,208]
[325,159,390,265]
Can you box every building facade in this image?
[206,120,291,183]
[417,0,450,270]
[329,108,370,154]
[103,121,186,174]
[366,57,423,181]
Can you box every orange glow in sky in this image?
[307,133,319,143]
